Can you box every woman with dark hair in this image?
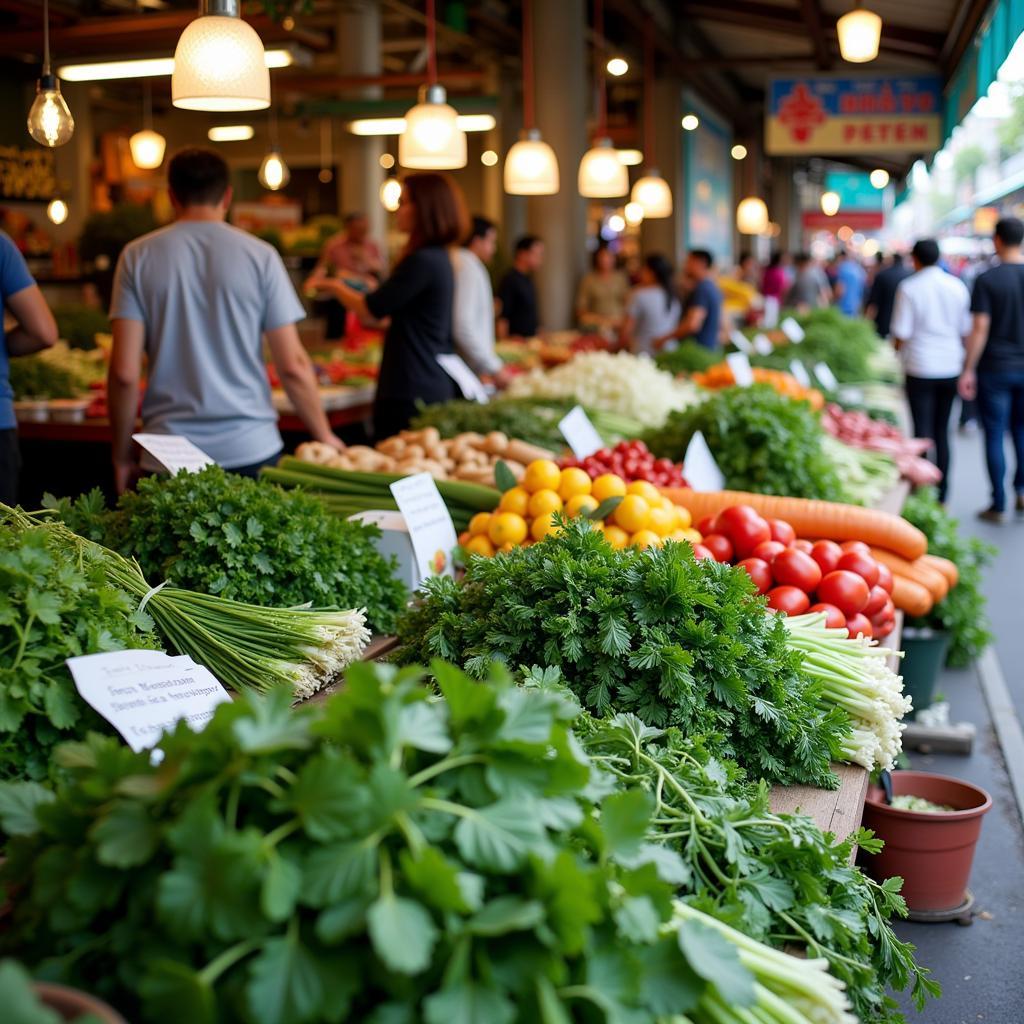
[575,245,630,331]
[307,172,470,438]
[620,254,680,356]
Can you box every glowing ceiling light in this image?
[379,152,395,169]
[481,149,498,166]
[58,49,293,82]
[349,114,493,137]
[46,197,68,225]
[820,190,841,216]
[736,197,769,235]
[380,175,402,212]
[616,149,644,166]
[624,201,644,226]
[27,0,74,148]
[681,113,699,131]
[837,4,882,63]
[869,168,890,188]
[606,57,629,76]
[258,149,289,190]
[130,129,166,169]
[731,143,747,160]
[607,213,626,232]
[579,138,629,198]
[505,130,559,195]
[208,124,254,141]
[630,172,672,218]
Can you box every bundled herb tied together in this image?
[47,465,407,634]
[0,661,851,1024]
[398,519,848,787]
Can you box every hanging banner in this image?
[766,75,942,155]
[682,92,733,268]
[0,146,57,201]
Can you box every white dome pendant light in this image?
[172,0,270,112]
[399,0,466,169]
[837,2,882,64]
[579,0,628,198]
[27,0,75,148]
[130,81,166,169]
[736,196,769,235]
[504,0,559,195]
[630,18,672,218]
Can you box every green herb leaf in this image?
[678,919,757,1006]
[246,932,325,1024]
[366,894,438,975]
[423,982,516,1024]
[493,460,517,493]
[0,781,54,836]
[91,800,160,868]
[453,799,548,871]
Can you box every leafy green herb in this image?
[655,341,723,376]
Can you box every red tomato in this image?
[876,562,894,594]
[873,619,895,639]
[792,539,814,554]
[836,551,880,589]
[700,533,734,562]
[808,602,847,628]
[845,613,874,639]
[718,508,771,558]
[697,515,719,536]
[768,518,797,546]
[752,540,787,563]
[817,570,870,617]
[863,585,889,617]
[771,549,823,593]
[810,540,843,576]
[737,557,773,594]
[691,543,715,561]
[766,586,811,615]
[870,597,896,627]
[840,540,871,556]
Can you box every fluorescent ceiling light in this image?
[616,149,643,166]
[208,124,255,142]
[57,48,295,82]
[349,113,495,136]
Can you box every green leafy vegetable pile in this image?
[0,661,819,1024]
[655,340,723,376]
[48,466,407,635]
[8,342,104,401]
[0,523,160,782]
[53,303,111,350]
[397,519,846,787]
[901,488,995,666]
[642,384,848,500]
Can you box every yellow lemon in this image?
[465,535,496,557]
[613,494,651,534]
[630,529,662,549]
[681,527,703,543]
[531,514,562,542]
[591,473,627,502]
[558,467,593,501]
[668,529,689,543]
[528,488,564,519]
[488,512,528,547]
[498,541,517,553]
[468,512,492,537]
[523,459,562,494]
[498,486,530,516]
[646,505,676,537]
[603,524,630,549]
[626,480,661,505]
[565,493,599,518]
[674,504,693,530]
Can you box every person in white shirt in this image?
[890,238,971,502]
[451,216,504,380]
[620,254,681,356]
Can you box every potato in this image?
[483,431,509,454]
[420,427,441,449]
[404,444,425,461]
[376,437,405,456]
[296,440,339,465]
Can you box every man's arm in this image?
[5,285,57,356]
[265,324,344,450]
[959,312,990,400]
[108,319,144,494]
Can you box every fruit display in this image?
[458,458,700,557]
[559,439,688,487]
[692,362,826,410]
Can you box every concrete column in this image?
[335,0,384,242]
[497,68,526,259]
[642,76,684,262]
[525,0,587,330]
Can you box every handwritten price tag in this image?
[133,433,215,474]
[753,334,774,356]
[390,473,458,585]
[730,330,753,354]
[781,317,805,343]
[683,430,725,493]
[789,359,812,388]
[559,405,604,459]
[726,352,754,387]
[813,362,839,391]
[436,353,489,403]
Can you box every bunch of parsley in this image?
[642,384,848,500]
[0,524,160,782]
[397,519,846,787]
[48,466,407,634]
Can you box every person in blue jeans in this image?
[961,217,1024,522]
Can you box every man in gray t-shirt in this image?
[109,148,342,492]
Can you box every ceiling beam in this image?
[940,0,993,78]
[684,52,817,69]
[797,0,832,70]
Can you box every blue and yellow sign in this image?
[766,75,942,155]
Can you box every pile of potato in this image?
[295,427,556,486]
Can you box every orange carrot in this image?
[870,548,948,602]
[889,575,934,617]
[920,553,959,589]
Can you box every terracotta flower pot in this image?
[861,770,991,912]
[33,982,127,1023]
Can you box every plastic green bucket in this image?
[900,627,950,720]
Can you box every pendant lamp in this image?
[820,190,840,216]
[46,197,69,225]
[27,0,74,148]
[130,81,166,169]
[380,175,402,212]
[736,197,769,235]
[579,0,628,198]
[258,106,289,191]
[399,0,465,169]
[837,2,882,64]
[630,18,672,218]
[504,0,559,195]
[172,0,270,112]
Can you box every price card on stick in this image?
[725,352,754,387]
[813,362,839,392]
[789,359,812,388]
[436,353,489,403]
[390,472,458,585]
[730,330,753,354]
[762,296,780,328]
[66,650,232,755]
[558,405,604,459]
[753,334,774,356]
[132,433,214,474]
[780,317,805,343]
[682,430,725,493]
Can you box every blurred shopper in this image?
[760,252,789,303]
[785,253,832,311]
[451,215,505,380]
[496,235,543,339]
[655,249,722,351]
[833,248,867,316]
[620,254,681,357]
[865,253,912,338]
[312,212,385,341]
[110,148,341,494]
[576,245,630,331]
[310,173,469,440]
[0,232,57,504]
[736,251,760,288]
[890,239,970,503]
[961,217,1024,522]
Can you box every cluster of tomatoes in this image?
[693,505,897,639]
[560,441,688,488]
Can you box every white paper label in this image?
[813,361,839,392]
[730,330,753,354]
[789,359,812,388]
[726,352,754,387]
[683,430,725,493]
[763,297,780,328]
[558,405,604,459]
[133,433,215,474]
[781,317,805,342]
[753,333,774,356]
[390,472,458,584]
[66,650,232,754]
[436,353,489,403]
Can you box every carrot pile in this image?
[692,364,825,410]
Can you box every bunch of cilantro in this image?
[0,525,160,782]
[642,384,848,500]
[0,661,762,1024]
[397,519,847,787]
[48,466,407,634]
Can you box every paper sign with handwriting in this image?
[133,433,215,474]
[789,359,812,387]
[781,317,805,342]
[559,405,604,459]
[436,353,489,403]
[813,362,839,391]
[753,333,774,356]
[390,472,458,584]
[763,296,780,328]
[730,330,753,354]
[683,430,725,493]
[726,352,754,387]
[66,650,231,753]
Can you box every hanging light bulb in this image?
[46,197,68,225]
[258,150,289,190]
[631,172,672,218]
[869,168,890,189]
[172,0,270,112]
[624,201,645,226]
[380,175,402,212]
[820,190,841,216]
[579,138,629,198]
[736,197,769,235]
[837,3,882,63]
[129,81,165,169]
[27,0,74,148]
